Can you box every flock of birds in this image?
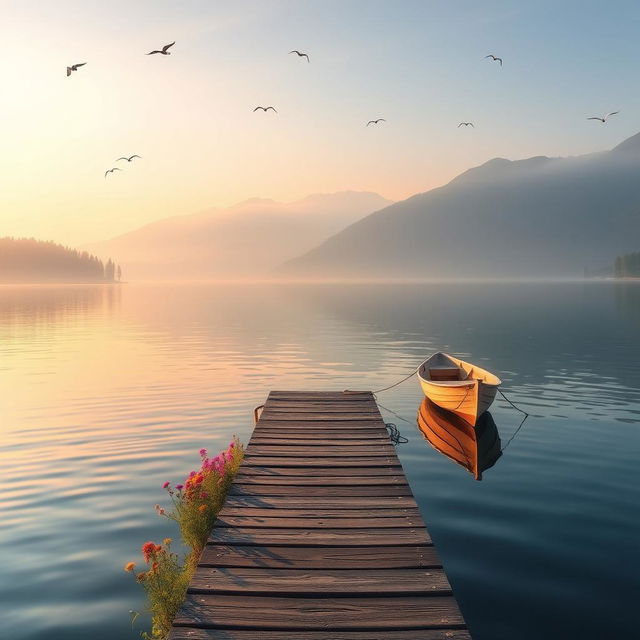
[104,155,142,179]
[64,43,621,178]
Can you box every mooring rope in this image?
[497,388,530,452]
[501,412,529,452]
[370,368,418,394]
[385,422,409,445]
[343,366,418,397]
[497,388,529,416]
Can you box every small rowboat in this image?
[417,352,501,426]
[417,398,502,481]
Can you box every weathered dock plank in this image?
[169,630,471,640]
[169,390,470,640]
[175,594,466,630]
[189,567,452,595]
[200,544,444,569]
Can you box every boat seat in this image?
[429,366,462,381]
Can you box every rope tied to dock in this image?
[385,422,409,445]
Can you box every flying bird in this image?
[67,63,86,77]
[485,54,503,66]
[458,122,475,127]
[366,119,386,126]
[104,168,122,178]
[587,111,619,123]
[147,42,175,56]
[253,106,278,113]
[116,155,142,163]
[289,50,310,62]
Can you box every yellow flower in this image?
[163,538,172,546]
[124,562,136,572]
[198,504,207,513]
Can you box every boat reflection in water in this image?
[417,397,502,481]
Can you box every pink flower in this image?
[199,448,207,458]
[162,482,170,489]
[228,441,235,449]
[201,492,208,499]
[175,484,184,490]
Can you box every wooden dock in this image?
[169,390,470,640]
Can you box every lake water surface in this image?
[1,281,639,639]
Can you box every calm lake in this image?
[1,281,639,639]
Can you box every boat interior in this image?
[421,352,499,385]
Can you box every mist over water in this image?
[1,281,639,639]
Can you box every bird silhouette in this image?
[289,50,310,62]
[147,42,175,56]
[458,122,474,127]
[587,111,619,123]
[67,63,86,77]
[104,168,122,178]
[366,119,386,126]
[253,106,278,113]
[485,54,503,66]
[117,155,142,163]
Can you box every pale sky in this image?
[1,0,639,245]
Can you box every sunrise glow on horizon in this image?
[2,0,639,246]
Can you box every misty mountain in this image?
[281,133,640,279]
[85,192,392,280]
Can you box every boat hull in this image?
[417,353,500,426]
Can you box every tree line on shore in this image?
[615,252,640,278]
[0,237,121,283]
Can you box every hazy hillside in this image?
[281,133,640,279]
[0,237,118,283]
[85,192,392,280]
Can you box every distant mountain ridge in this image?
[281,133,640,279]
[85,191,392,280]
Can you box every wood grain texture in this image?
[169,390,468,637]
[200,544,442,569]
[259,412,383,421]
[235,466,404,477]
[269,391,374,399]
[255,420,387,429]
[229,484,413,497]
[214,515,423,529]
[234,474,408,486]
[245,445,397,457]
[261,404,379,412]
[242,457,401,467]
[223,495,418,509]
[169,629,472,640]
[249,437,390,445]
[174,594,466,630]
[209,527,431,547]
[189,567,451,596]
[217,507,422,519]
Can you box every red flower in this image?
[142,541,157,562]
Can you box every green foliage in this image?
[614,251,640,277]
[0,237,121,283]
[125,439,244,640]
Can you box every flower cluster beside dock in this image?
[125,438,244,640]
